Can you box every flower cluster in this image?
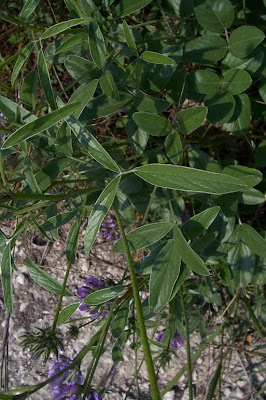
[100,217,120,241]
[48,357,101,400]
[156,330,185,350]
[77,276,111,318]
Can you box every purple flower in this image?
[48,357,101,400]
[156,330,185,350]
[101,217,120,241]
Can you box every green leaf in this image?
[113,222,172,253]
[80,93,133,122]
[66,220,80,264]
[123,21,138,55]
[56,121,73,156]
[229,26,265,58]
[223,165,262,189]
[100,71,119,100]
[221,69,252,95]
[65,55,101,83]
[126,116,148,155]
[194,0,234,34]
[255,140,266,167]
[150,240,181,312]
[30,158,69,192]
[111,301,129,338]
[1,243,13,313]
[2,103,80,149]
[11,41,35,86]
[19,0,40,20]
[170,263,190,299]
[84,285,125,305]
[84,176,121,256]
[41,18,91,40]
[24,258,73,296]
[185,34,227,64]
[224,94,251,136]
[31,215,54,242]
[258,77,266,103]
[177,106,207,135]
[113,0,153,18]
[68,80,98,118]
[173,225,209,275]
[88,21,106,70]
[238,188,265,205]
[227,241,255,287]
[23,157,42,193]
[165,131,183,165]
[38,49,56,110]
[42,211,76,231]
[57,303,80,325]
[182,206,220,240]
[0,95,36,124]
[54,33,86,55]
[205,91,235,126]
[141,51,175,65]
[135,164,246,194]
[20,71,38,110]
[221,46,264,74]
[188,147,221,173]
[242,224,266,259]
[134,90,170,113]
[133,112,173,136]
[187,69,220,94]
[63,112,120,173]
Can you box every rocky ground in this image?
[0,219,265,400]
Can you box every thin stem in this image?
[51,216,82,331]
[113,204,161,400]
[241,296,265,341]
[180,287,193,400]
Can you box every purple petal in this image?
[77,286,90,298]
[155,330,165,343]
[79,303,90,312]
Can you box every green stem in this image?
[82,304,115,399]
[180,287,193,400]
[51,216,82,331]
[113,204,161,400]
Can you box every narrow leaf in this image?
[123,21,138,55]
[11,42,35,86]
[84,176,121,256]
[1,243,13,313]
[42,211,76,231]
[57,303,80,325]
[41,18,91,40]
[173,225,209,276]
[66,220,80,264]
[88,20,106,70]
[150,240,181,312]
[68,80,98,118]
[113,0,153,18]
[135,164,247,194]
[84,285,125,305]
[38,49,56,110]
[100,71,119,100]
[182,206,220,240]
[24,258,73,296]
[141,51,175,65]
[113,222,172,253]
[20,70,38,110]
[20,0,40,20]
[223,165,262,189]
[23,157,42,194]
[56,121,73,156]
[2,103,80,149]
